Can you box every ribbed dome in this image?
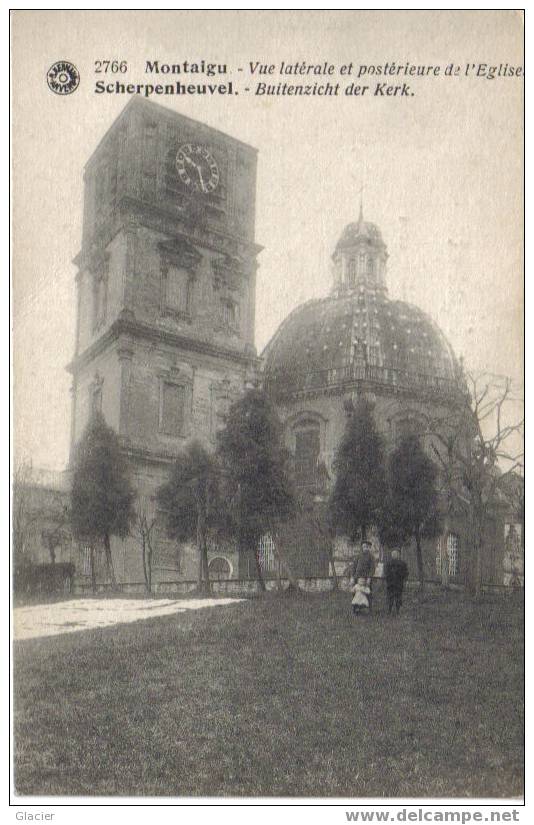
[262,291,461,400]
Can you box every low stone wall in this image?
[72,575,517,597]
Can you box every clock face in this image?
[176,143,220,194]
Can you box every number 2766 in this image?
[95,60,128,73]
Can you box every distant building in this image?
[13,467,72,568]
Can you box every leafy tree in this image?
[327,397,387,543]
[70,412,135,591]
[41,513,69,565]
[156,441,219,594]
[431,373,523,599]
[382,434,442,589]
[13,461,34,566]
[217,389,295,591]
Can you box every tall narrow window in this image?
[221,298,239,329]
[447,533,460,577]
[92,383,102,415]
[165,265,191,315]
[347,258,357,286]
[436,536,442,577]
[92,274,108,330]
[294,425,320,487]
[368,343,380,366]
[160,381,186,436]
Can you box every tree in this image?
[13,461,34,566]
[156,441,219,595]
[41,508,70,565]
[382,434,442,589]
[70,412,135,592]
[133,498,157,594]
[430,373,523,599]
[327,397,387,543]
[217,389,295,591]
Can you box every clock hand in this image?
[196,164,207,192]
[183,154,198,172]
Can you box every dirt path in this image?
[13,597,245,641]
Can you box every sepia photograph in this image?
[11,9,524,806]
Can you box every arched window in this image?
[394,416,427,444]
[293,421,321,488]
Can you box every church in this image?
[60,98,521,591]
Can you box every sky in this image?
[12,10,524,471]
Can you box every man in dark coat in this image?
[384,550,409,615]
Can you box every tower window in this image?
[163,265,192,316]
[221,299,239,329]
[92,274,108,331]
[159,381,186,436]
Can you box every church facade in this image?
[262,209,521,586]
[62,99,521,590]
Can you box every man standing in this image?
[384,550,409,615]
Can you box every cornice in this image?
[66,314,260,374]
[74,196,263,271]
[269,378,465,410]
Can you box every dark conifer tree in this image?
[217,389,295,590]
[328,397,387,543]
[156,441,219,594]
[70,412,135,591]
[382,434,442,589]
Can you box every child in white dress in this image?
[352,577,371,614]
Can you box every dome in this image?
[262,291,462,401]
[263,214,463,402]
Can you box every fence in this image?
[71,574,519,598]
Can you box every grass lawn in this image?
[13,587,523,798]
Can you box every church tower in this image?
[67,99,261,582]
